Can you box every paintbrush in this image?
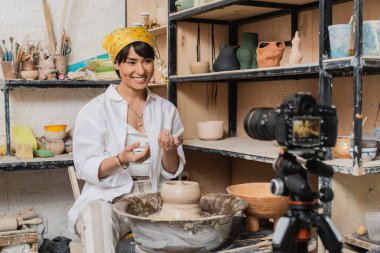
[2,39,8,61]
[0,43,4,61]
[9,36,14,62]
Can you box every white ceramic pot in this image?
[197,121,224,140]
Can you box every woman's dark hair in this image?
[114,41,155,78]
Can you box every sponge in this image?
[11,125,38,151]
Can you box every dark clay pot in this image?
[213,44,240,72]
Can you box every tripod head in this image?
[270,148,343,253]
[270,148,334,203]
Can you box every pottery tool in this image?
[0,217,43,232]
[373,103,380,129]
[41,0,56,55]
[362,116,368,127]
[56,0,69,55]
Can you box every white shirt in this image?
[68,84,185,233]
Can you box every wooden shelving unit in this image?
[343,233,380,251]
[149,26,167,37]
[0,79,120,163]
[0,154,73,171]
[170,63,319,83]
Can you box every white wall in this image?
[0,0,125,240]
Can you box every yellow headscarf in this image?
[102,27,155,62]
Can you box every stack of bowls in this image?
[44,125,67,155]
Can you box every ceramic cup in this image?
[328,24,352,58]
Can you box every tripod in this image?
[270,149,343,253]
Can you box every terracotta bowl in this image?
[197,121,224,140]
[190,61,210,74]
[226,182,289,232]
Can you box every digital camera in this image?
[244,93,338,149]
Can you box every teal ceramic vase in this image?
[363,20,380,56]
[236,32,258,69]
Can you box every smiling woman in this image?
[68,26,186,253]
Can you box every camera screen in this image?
[292,117,321,146]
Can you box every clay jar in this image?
[21,62,39,80]
[213,44,240,72]
[160,181,202,219]
[332,136,351,159]
[45,139,65,155]
[256,41,285,68]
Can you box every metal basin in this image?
[113,193,247,253]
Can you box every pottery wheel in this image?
[134,244,150,253]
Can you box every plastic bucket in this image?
[366,212,380,241]
[363,20,380,56]
[328,24,352,58]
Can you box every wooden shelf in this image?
[344,233,380,251]
[170,0,318,23]
[0,154,73,171]
[0,79,120,89]
[149,26,167,37]
[326,158,380,176]
[170,63,319,83]
[184,138,380,175]
[323,56,380,74]
[183,137,278,163]
[147,83,167,88]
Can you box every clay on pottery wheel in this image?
[159,181,202,219]
[256,41,285,68]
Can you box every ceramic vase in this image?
[363,20,380,56]
[288,31,303,65]
[256,41,285,68]
[213,44,240,71]
[328,24,352,58]
[236,32,258,69]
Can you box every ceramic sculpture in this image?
[288,31,303,65]
[213,44,240,71]
[257,41,285,68]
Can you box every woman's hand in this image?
[119,142,150,164]
[159,129,182,174]
[158,129,183,152]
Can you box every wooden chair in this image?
[67,166,84,253]
[67,166,134,253]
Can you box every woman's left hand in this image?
[158,129,183,152]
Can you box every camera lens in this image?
[244,108,276,141]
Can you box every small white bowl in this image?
[190,62,210,74]
[197,121,224,140]
[349,147,377,162]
